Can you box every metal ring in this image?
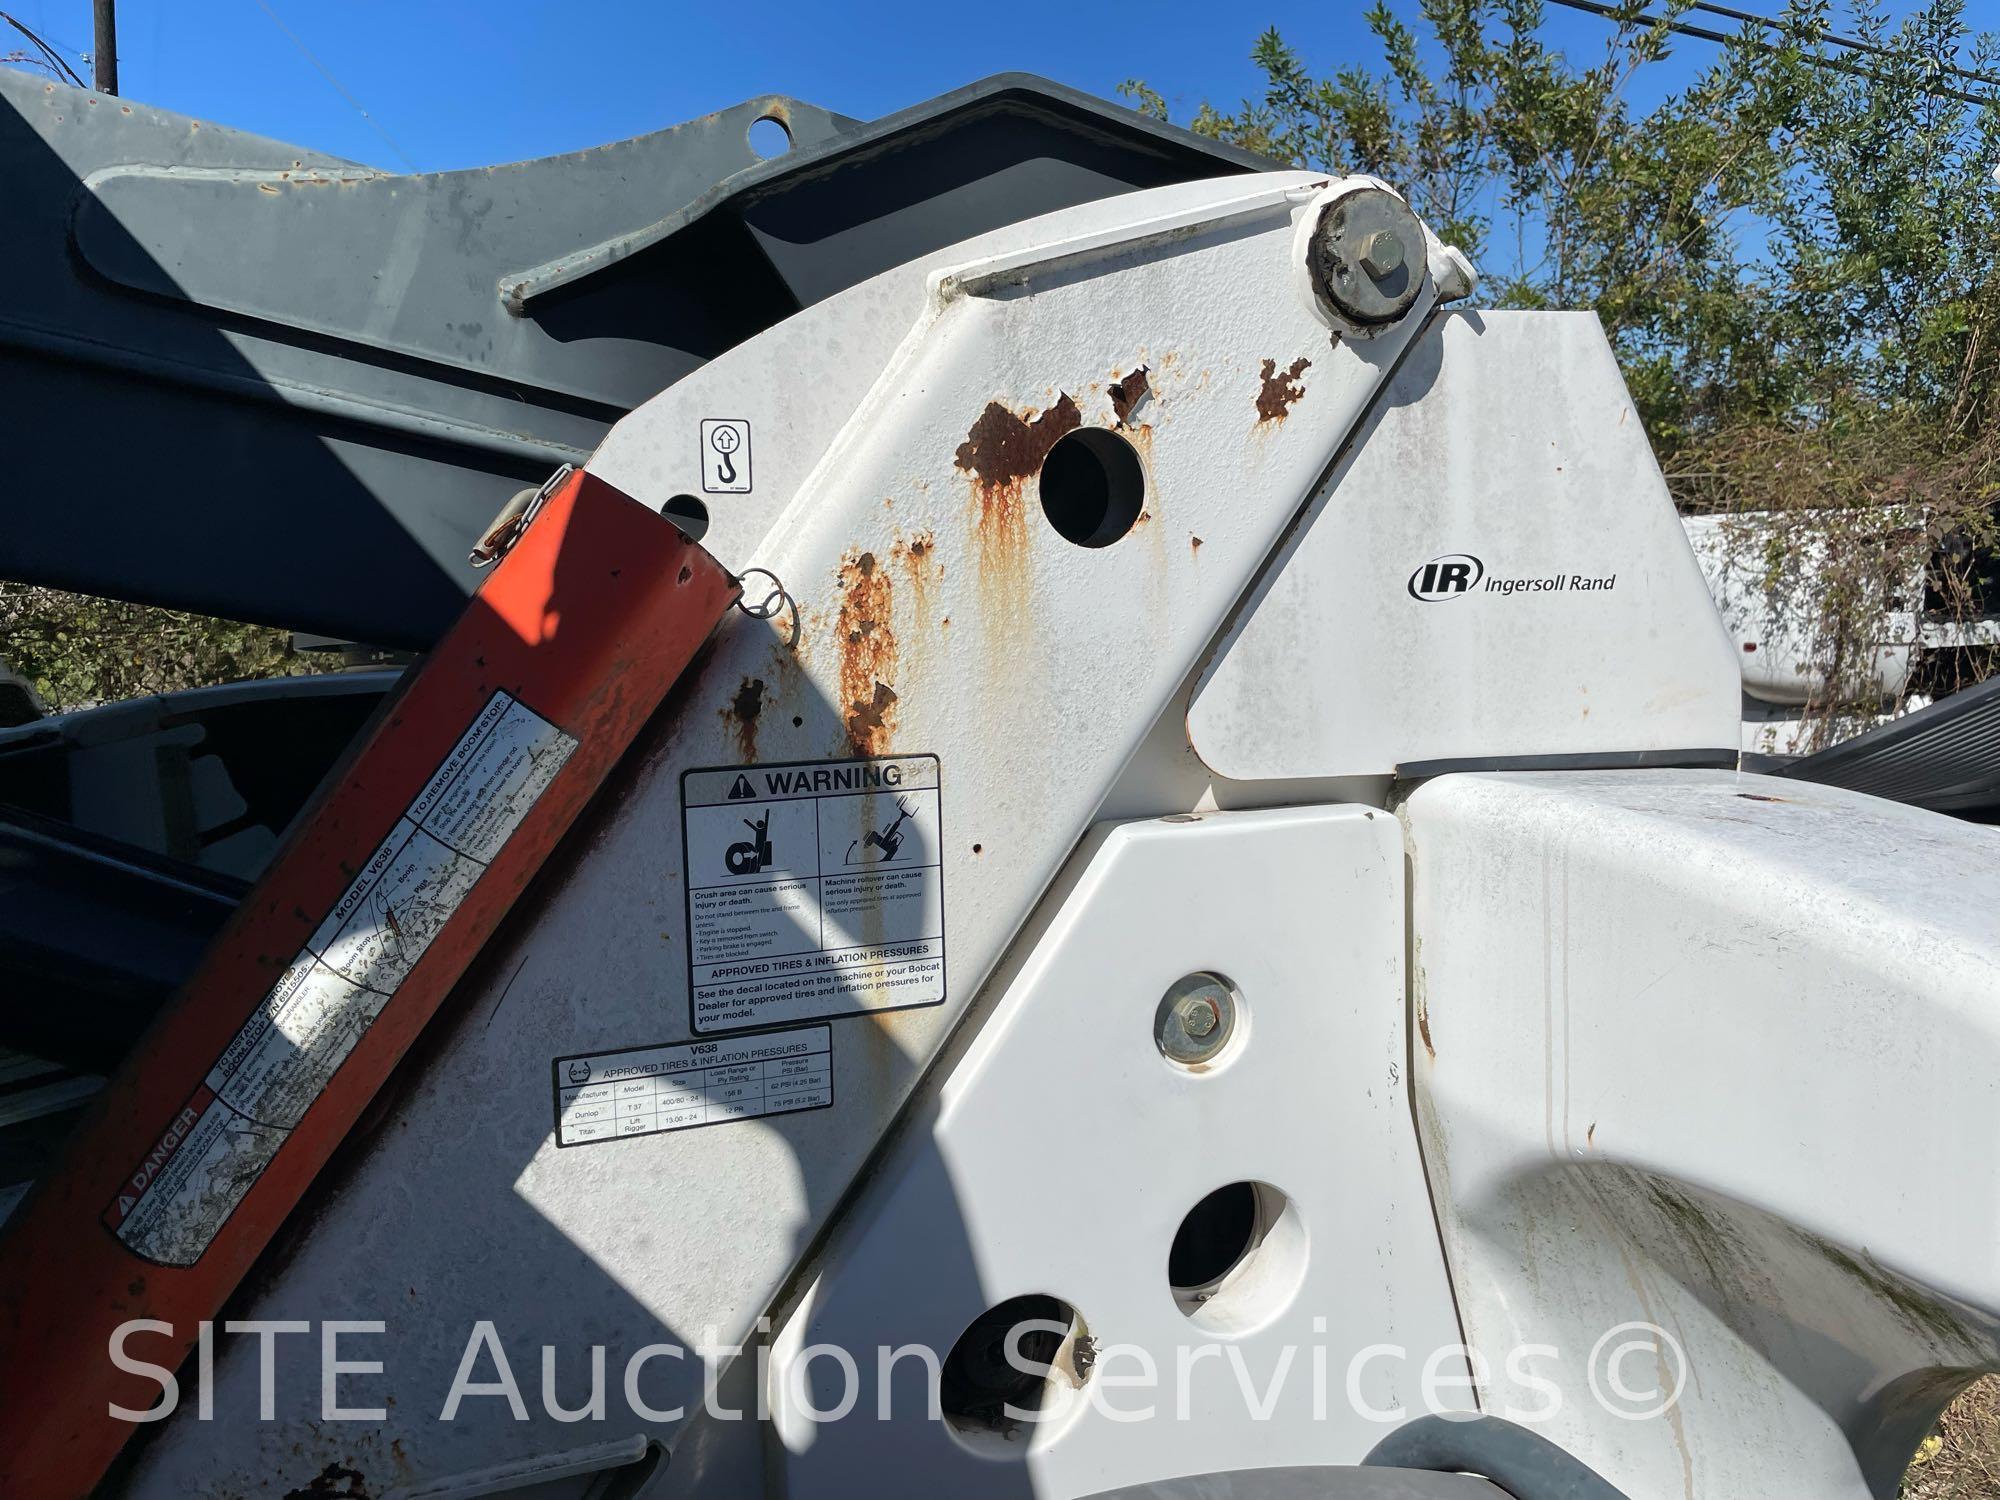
[734,568,789,619]
[731,567,801,648]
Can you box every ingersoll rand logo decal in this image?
[1408,554,1617,601]
[1408,554,1484,600]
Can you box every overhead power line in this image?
[1681,1,2000,90]
[249,0,419,172]
[0,10,86,88]
[1548,0,1999,108]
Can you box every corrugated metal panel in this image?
[1779,675,2000,816]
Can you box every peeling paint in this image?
[836,549,897,755]
[1109,366,1151,427]
[847,681,898,756]
[1256,357,1311,423]
[955,394,1081,499]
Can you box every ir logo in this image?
[1408,553,1484,601]
[700,419,752,494]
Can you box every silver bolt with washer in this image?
[1303,186,1427,328]
[1155,973,1239,1066]
[1359,230,1406,279]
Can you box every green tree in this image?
[1127,0,2000,738]
[0,584,333,715]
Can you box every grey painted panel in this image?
[1,70,1261,647]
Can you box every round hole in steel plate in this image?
[1038,426,1145,548]
[1169,1181,1307,1336]
[940,1292,1090,1455]
[747,115,792,159]
[661,494,709,541]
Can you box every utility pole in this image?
[91,0,115,94]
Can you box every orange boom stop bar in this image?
[0,469,738,1498]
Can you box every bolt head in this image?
[1155,973,1237,1065]
[1359,230,1406,279]
[1301,185,1426,329]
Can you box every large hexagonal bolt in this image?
[1155,972,1239,1067]
[1359,229,1406,279]
[1306,186,1427,328]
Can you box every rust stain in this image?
[1416,994,1435,1060]
[761,635,809,744]
[847,682,898,754]
[955,393,1081,496]
[1109,366,1151,426]
[1255,357,1311,423]
[836,549,898,755]
[955,393,1080,650]
[1110,367,1160,563]
[722,675,765,761]
[890,529,942,624]
[1190,535,1204,555]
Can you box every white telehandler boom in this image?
[3,147,1995,1500]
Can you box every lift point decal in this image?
[700,418,751,493]
[104,690,577,1266]
[680,755,945,1033]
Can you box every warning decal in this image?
[553,1025,832,1146]
[105,690,577,1267]
[681,755,945,1034]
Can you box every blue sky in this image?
[0,0,1806,172]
